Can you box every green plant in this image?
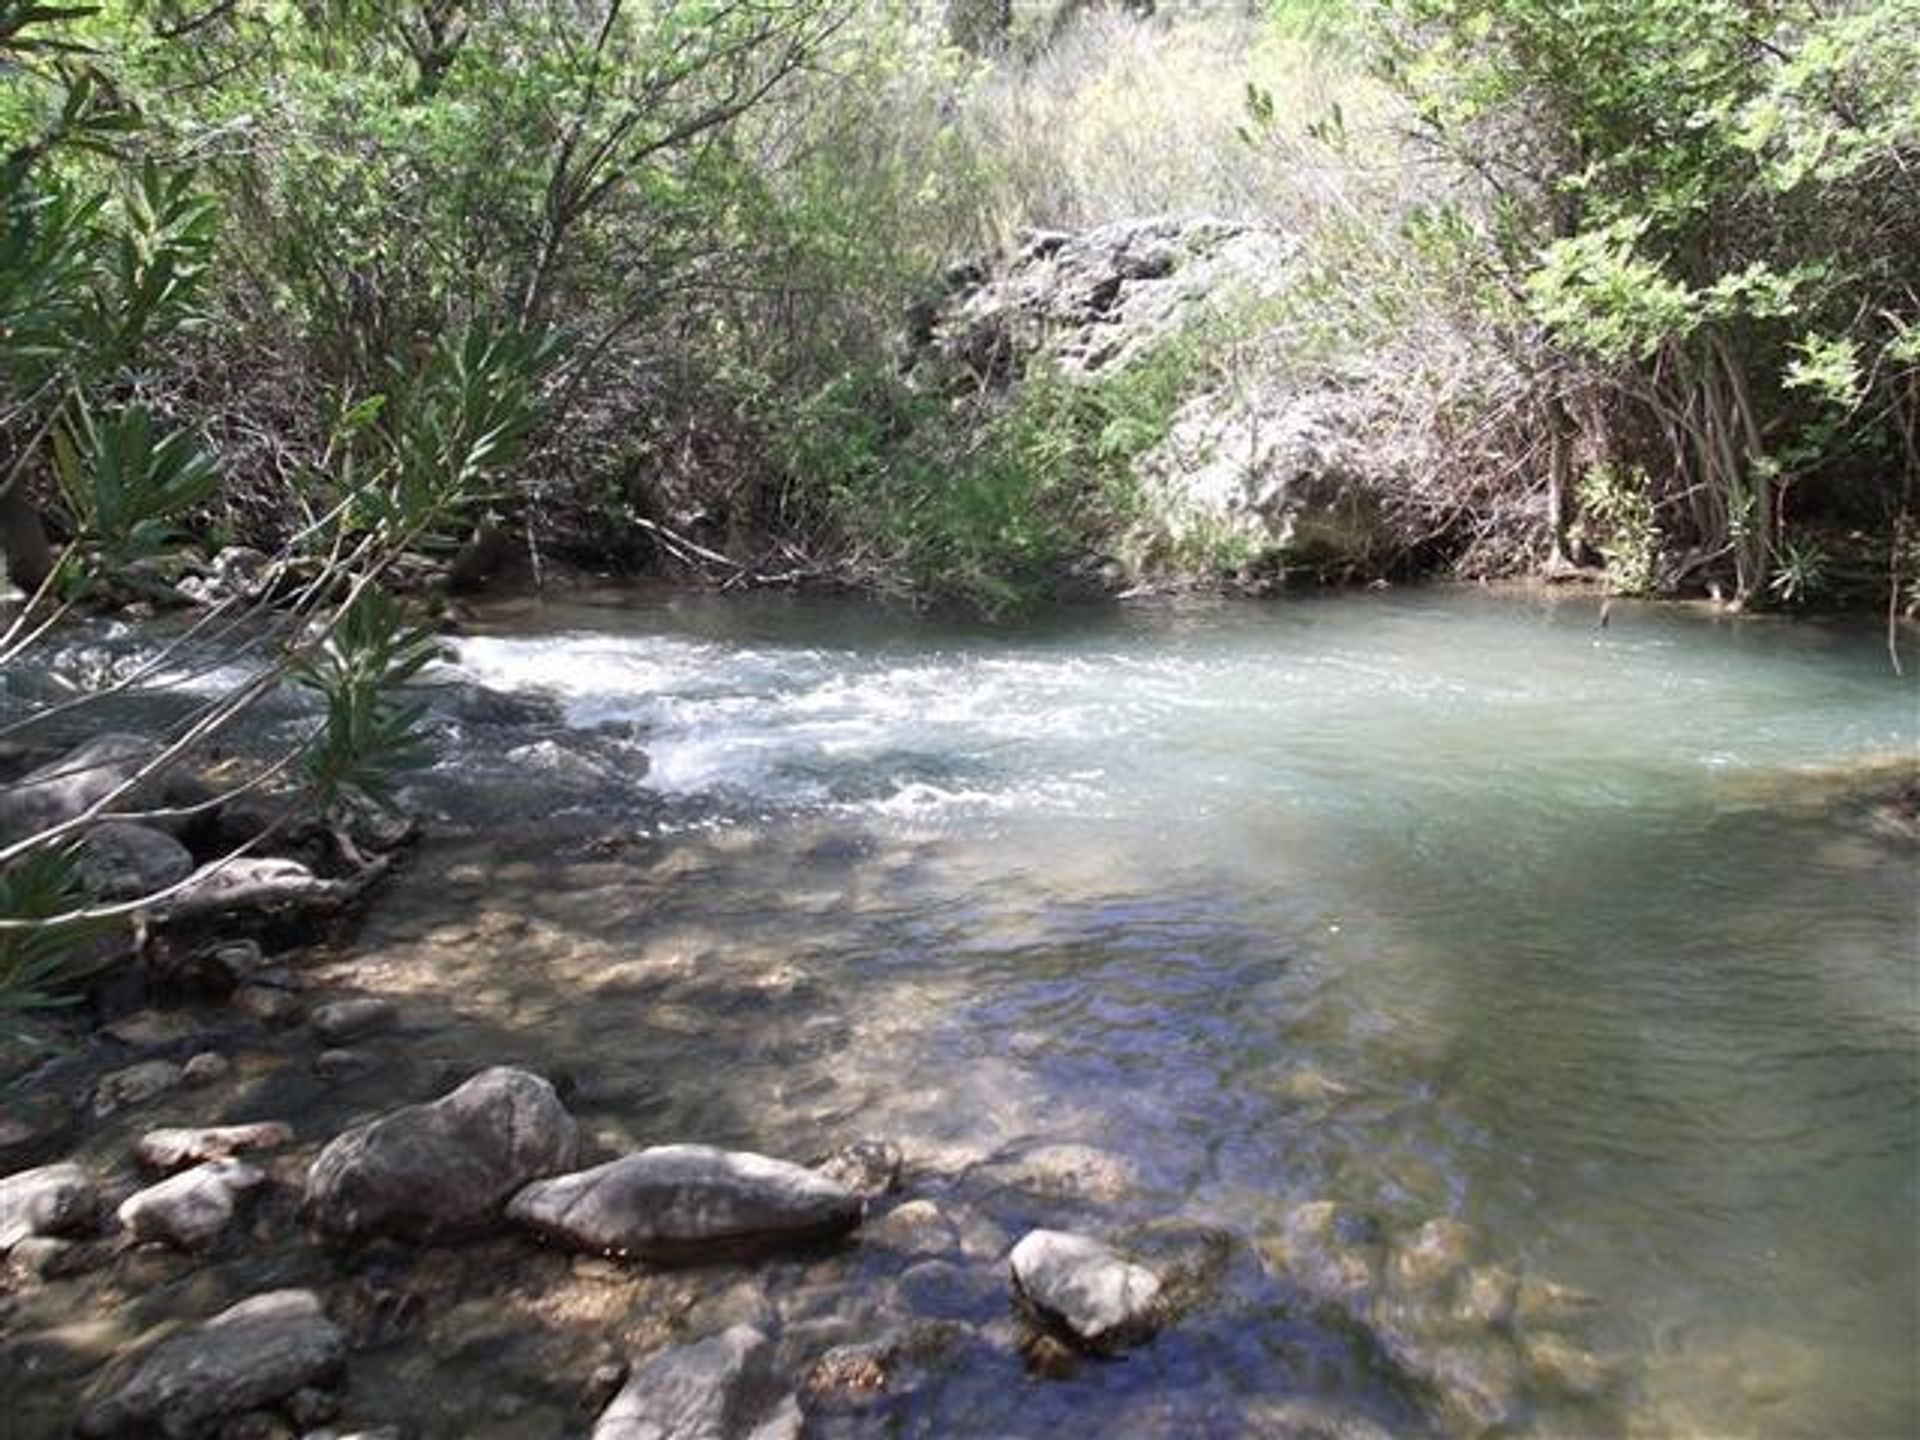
[1574,463,1661,595]
[293,587,446,813]
[0,846,104,1046]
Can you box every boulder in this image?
[304,1066,578,1241]
[77,1289,346,1438]
[1009,1229,1163,1352]
[137,1122,293,1173]
[76,821,196,901]
[0,1161,97,1250]
[591,1325,800,1440]
[0,734,155,842]
[309,998,397,1044]
[506,1145,862,1261]
[117,1159,267,1250]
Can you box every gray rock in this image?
[592,1325,799,1440]
[0,734,155,842]
[137,1122,294,1173]
[919,216,1293,386]
[76,821,195,901]
[118,1159,268,1249]
[1009,1229,1163,1351]
[309,998,397,1043]
[231,984,304,1026]
[304,1067,578,1241]
[507,1145,862,1261]
[813,1138,902,1201]
[0,1161,96,1249]
[93,1059,184,1116]
[313,1048,378,1081]
[78,1289,346,1438]
[864,1199,960,1258]
[183,1051,234,1086]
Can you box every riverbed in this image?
[6,586,1916,1437]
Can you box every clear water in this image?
[9,586,1912,1438]
[421,585,1916,1437]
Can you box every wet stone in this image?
[77,1289,347,1439]
[304,1066,578,1242]
[0,1160,97,1249]
[183,1051,234,1085]
[507,1145,862,1261]
[118,1158,267,1250]
[1009,1229,1164,1352]
[314,1048,378,1081]
[93,1059,184,1116]
[592,1325,799,1440]
[813,1138,902,1201]
[309,999,398,1044]
[865,1199,960,1258]
[231,984,304,1026]
[137,1122,295,1173]
[898,1258,1000,1321]
[1390,1216,1473,1294]
[803,1339,897,1406]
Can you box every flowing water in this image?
[413,585,1917,1438]
[6,586,1916,1438]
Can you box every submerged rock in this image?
[1009,1228,1164,1352]
[92,1059,184,1116]
[1259,1200,1382,1312]
[309,998,397,1043]
[1389,1216,1473,1294]
[0,1161,97,1250]
[77,1289,347,1438]
[118,1159,267,1249]
[507,1145,862,1261]
[305,1066,578,1241]
[813,1138,902,1201]
[136,1122,294,1173]
[592,1325,799,1440]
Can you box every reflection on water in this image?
[414,588,1919,1437]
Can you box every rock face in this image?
[136,1122,294,1173]
[507,1145,863,1261]
[304,1067,578,1241]
[1010,1229,1164,1351]
[915,216,1294,385]
[906,214,1465,584]
[76,821,196,901]
[118,1159,267,1249]
[592,1326,800,1440]
[0,1161,97,1250]
[78,1289,346,1438]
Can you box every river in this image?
[6,584,1916,1438]
[412,585,1915,1437]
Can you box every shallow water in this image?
[6,586,1915,1438]
[416,586,1917,1437]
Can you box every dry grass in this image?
[958,8,1405,243]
